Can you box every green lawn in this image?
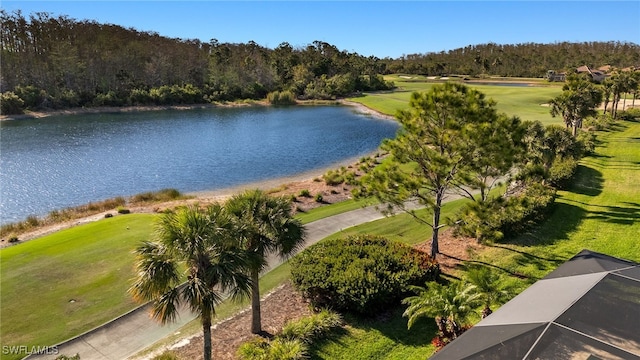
[0,214,156,359]
[349,76,563,124]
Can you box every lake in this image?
[0,105,399,224]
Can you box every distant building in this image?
[545,70,566,82]
[576,65,607,82]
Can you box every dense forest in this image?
[1,10,639,114]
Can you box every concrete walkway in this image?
[25,202,411,360]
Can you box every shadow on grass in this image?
[568,164,604,196]
[309,307,437,359]
[440,252,532,279]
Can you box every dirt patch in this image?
[166,282,313,360]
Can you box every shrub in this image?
[617,108,640,121]
[547,157,579,189]
[14,85,47,109]
[323,169,344,186]
[93,91,123,106]
[280,309,343,343]
[131,188,182,203]
[1,91,25,115]
[117,206,130,214]
[290,235,439,315]
[238,338,307,360]
[454,183,556,242]
[576,130,597,155]
[266,90,297,105]
[314,193,324,203]
[151,351,179,360]
[298,189,311,198]
[8,236,19,243]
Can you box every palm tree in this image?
[225,189,306,334]
[550,75,603,136]
[402,281,481,339]
[129,204,251,360]
[465,265,513,318]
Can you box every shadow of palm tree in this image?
[568,165,604,197]
[308,307,438,358]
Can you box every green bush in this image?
[131,188,182,203]
[290,235,439,315]
[116,206,130,214]
[238,338,307,360]
[547,157,579,189]
[576,130,597,155]
[618,108,640,121]
[14,85,47,109]
[314,193,324,203]
[454,183,556,242]
[323,169,345,186]
[299,189,311,198]
[151,351,179,360]
[267,90,297,105]
[1,91,25,115]
[280,309,343,343]
[238,309,340,360]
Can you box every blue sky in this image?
[3,1,639,58]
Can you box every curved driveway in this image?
[25,201,427,360]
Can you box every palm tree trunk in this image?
[202,313,213,360]
[251,268,262,334]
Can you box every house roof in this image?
[429,250,640,360]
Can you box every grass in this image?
[0,214,156,359]
[349,75,563,124]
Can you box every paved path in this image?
[25,200,428,360]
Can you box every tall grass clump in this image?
[0,196,127,239]
[130,188,184,203]
[238,309,342,360]
[267,90,297,105]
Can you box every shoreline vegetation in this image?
[0,99,392,245]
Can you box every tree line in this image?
[0,10,392,114]
[386,41,640,77]
[2,10,639,115]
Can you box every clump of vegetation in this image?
[453,183,557,243]
[403,281,481,348]
[116,206,130,214]
[0,91,25,115]
[266,90,297,105]
[323,166,359,187]
[238,309,342,360]
[298,189,311,198]
[151,351,180,360]
[290,235,439,315]
[618,108,640,121]
[280,309,343,343]
[547,157,579,189]
[314,193,324,203]
[130,188,184,203]
[0,196,127,238]
[238,338,307,360]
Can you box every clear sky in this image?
[3,1,639,59]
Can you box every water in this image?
[0,106,398,224]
